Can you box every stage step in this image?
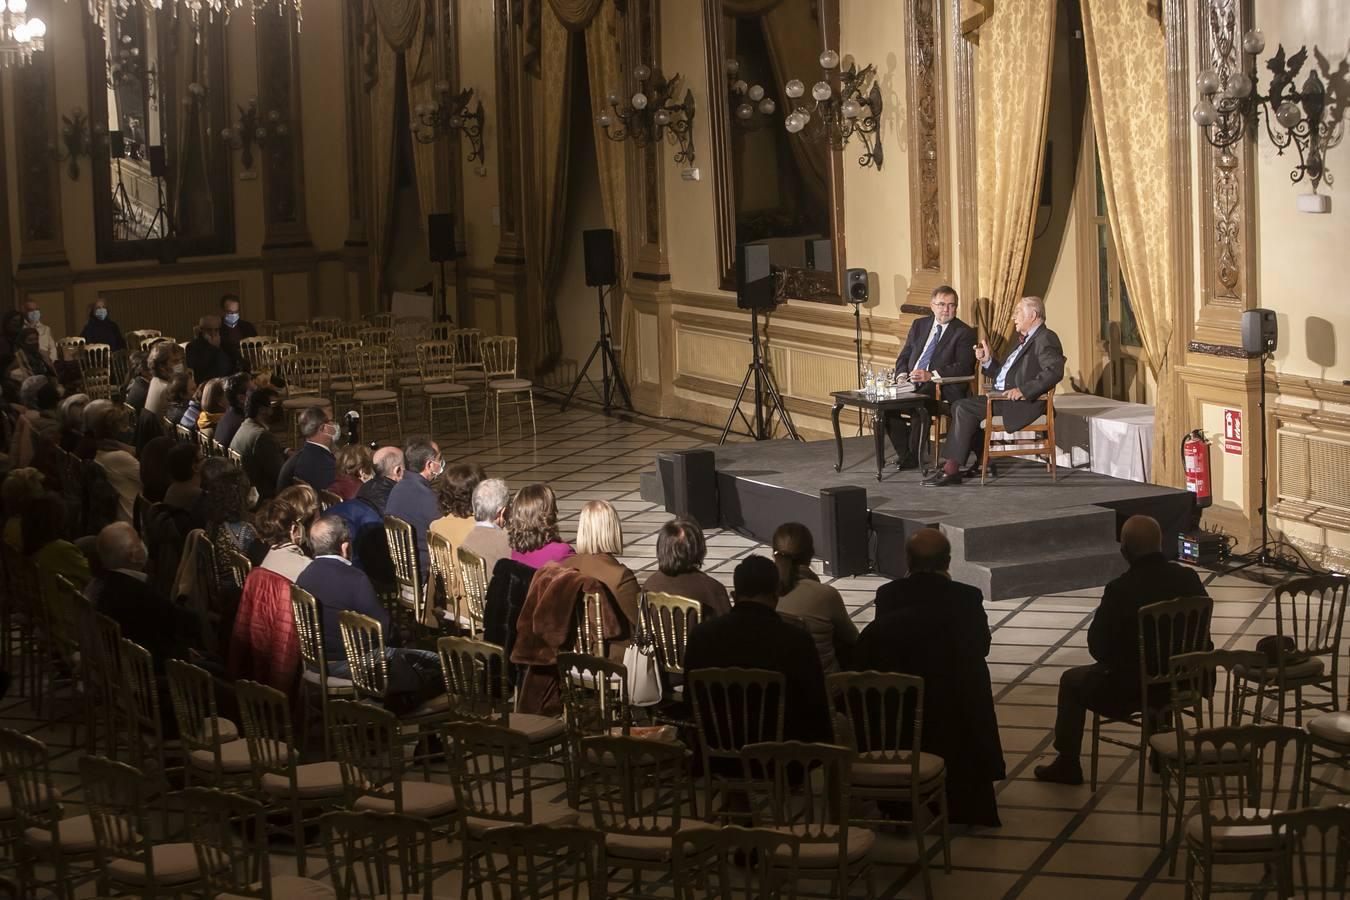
[954,546,1128,601]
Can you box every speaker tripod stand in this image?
[563,285,632,415]
[719,306,801,444]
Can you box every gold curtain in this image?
[973,0,1055,350]
[404,7,442,227]
[171,16,213,236]
[371,0,421,50]
[524,10,574,373]
[548,0,606,30]
[1081,0,1179,486]
[722,0,787,13]
[585,0,629,355]
[761,4,829,207]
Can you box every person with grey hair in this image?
[58,393,91,453]
[923,295,1065,487]
[144,340,186,417]
[356,446,404,514]
[276,405,337,495]
[460,478,512,575]
[186,313,234,382]
[94,522,197,669]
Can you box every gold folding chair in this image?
[416,339,471,436]
[457,546,490,636]
[290,585,356,759]
[350,345,402,442]
[77,342,114,400]
[481,335,536,436]
[687,667,786,823]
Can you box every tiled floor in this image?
[8,395,1346,898]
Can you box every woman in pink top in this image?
[508,483,574,568]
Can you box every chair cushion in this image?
[353,389,398,402]
[328,380,356,392]
[303,668,355,691]
[108,841,203,885]
[1308,712,1350,747]
[24,814,102,853]
[355,779,457,818]
[424,383,469,396]
[1147,732,1245,763]
[489,378,532,391]
[1250,656,1326,682]
[406,693,454,718]
[506,713,565,743]
[189,738,255,773]
[1184,807,1280,852]
[770,825,876,867]
[282,397,332,410]
[851,751,946,787]
[465,800,578,838]
[262,761,345,800]
[219,875,336,900]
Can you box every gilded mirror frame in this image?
[702,0,845,302]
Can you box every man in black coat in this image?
[853,529,1005,826]
[1035,515,1209,785]
[79,298,126,351]
[886,286,977,468]
[277,405,338,494]
[924,295,1065,486]
[356,446,404,514]
[185,315,237,383]
[683,555,831,745]
[94,522,199,671]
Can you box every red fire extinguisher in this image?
[1183,429,1213,508]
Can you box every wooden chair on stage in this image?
[979,386,1058,483]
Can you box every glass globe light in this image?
[596,113,613,128]
[1275,99,1303,129]
[28,17,45,38]
[434,80,450,94]
[785,113,804,134]
[1196,69,1221,96]
[1241,28,1265,55]
[606,90,620,106]
[10,0,28,14]
[633,64,652,81]
[785,79,805,99]
[736,103,754,120]
[731,79,747,95]
[811,81,832,102]
[725,59,740,76]
[748,84,765,102]
[758,98,776,115]
[1192,98,1218,127]
[841,98,861,119]
[797,108,810,124]
[631,92,648,110]
[220,128,232,140]
[654,108,672,126]
[1223,72,1252,99]
[819,49,839,70]
[13,22,30,42]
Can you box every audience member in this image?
[162,443,205,524]
[137,435,176,504]
[684,554,831,744]
[219,294,256,364]
[143,340,185,417]
[16,376,61,452]
[230,387,285,501]
[643,518,730,618]
[357,445,403,513]
[772,523,857,673]
[330,443,374,502]
[91,403,141,523]
[186,314,234,382]
[252,489,316,583]
[201,456,261,566]
[1035,515,1209,786]
[57,393,90,454]
[123,351,151,413]
[564,499,640,660]
[95,522,197,670]
[8,327,55,382]
[2,467,46,549]
[295,516,443,712]
[430,462,484,548]
[195,378,228,439]
[80,297,125,351]
[21,492,91,595]
[214,373,253,451]
[386,435,442,578]
[276,405,337,494]
[508,483,573,568]
[853,528,1005,826]
[460,478,511,575]
[20,301,56,368]
[163,371,196,431]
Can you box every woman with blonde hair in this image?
[564,499,640,660]
[772,522,857,673]
[507,483,573,568]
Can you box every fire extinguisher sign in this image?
[1223,409,1243,455]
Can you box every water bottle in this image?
[864,365,875,398]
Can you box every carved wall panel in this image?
[905,0,952,305]
[495,0,523,258]
[630,0,667,275]
[14,37,65,263]
[343,0,370,244]
[949,0,977,302]
[258,3,310,247]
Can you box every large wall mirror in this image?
[705,0,843,301]
[86,1,234,262]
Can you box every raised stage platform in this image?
[640,436,1196,601]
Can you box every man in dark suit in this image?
[230,387,286,501]
[385,436,442,580]
[853,528,1005,826]
[277,405,338,494]
[185,314,236,383]
[94,522,199,670]
[295,516,442,713]
[886,286,977,469]
[683,555,831,745]
[357,446,404,514]
[924,296,1066,486]
[219,294,257,366]
[1034,515,1209,785]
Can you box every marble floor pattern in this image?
[7,395,1345,898]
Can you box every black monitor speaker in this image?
[805,239,832,272]
[583,228,617,287]
[845,268,869,304]
[428,214,456,262]
[736,242,775,310]
[820,486,868,577]
[658,449,719,529]
[1241,308,1278,355]
[109,131,126,160]
[148,145,167,178]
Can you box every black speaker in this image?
[148,145,166,178]
[819,486,869,577]
[583,228,617,287]
[156,239,178,264]
[805,238,832,272]
[1241,308,1278,355]
[659,449,719,529]
[845,268,869,304]
[428,214,455,262]
[736,242,775,310]
[109,131,126,159]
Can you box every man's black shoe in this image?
[920,469,947,486]
[923,471,963,487]
[1033,756,1084,785]
[894,453,920,471]
[965,462,995,479]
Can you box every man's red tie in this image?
[1018,332,1028,345]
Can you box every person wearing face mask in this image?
[187,314,236,382]
[218,294,256,365]
[7,327,56,383]
[229,387,286,501]
[385,435,443,579]
[276,406,339,495]
[20,301,57,369]
[143,340,185,417]
[80,298,126,351]
[1035,516,1209,787]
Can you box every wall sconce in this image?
[52,108,101,180]
[411,83,487,174]
[597,63,696,167]
[220,97,288,171]
[782,50,884,170]
[1193,30,1344,197]
[726,58,776,130]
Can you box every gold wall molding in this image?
[905,0,952,306]
[1274,375,1350,407]
[13,28,65,266]
[949,0,978,301]
[258,3,310,248]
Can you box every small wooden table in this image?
[830,389,933,481]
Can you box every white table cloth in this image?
[1052,393,1155,483]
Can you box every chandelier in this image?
[411,82,486,171]
[0,0,47,69]
[782,49,884,170]
[726,58,776,130]
[89,0,302,31]
[1193,28,1343,196]
[597,63,696,167]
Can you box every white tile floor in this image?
[9,395,1347,898]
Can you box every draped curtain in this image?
[404,8,442,229]
[972,0,1056,350]
[370,35,403,297]
[585,0,630,366]
[1081,0,1180,486]
[761,4,829,207]
[171,15,214,237]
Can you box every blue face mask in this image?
[25,310,40,324]
[223,313,240,327]
[94,308,108,321]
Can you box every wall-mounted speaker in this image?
[583,228,617,287]
[820,486,869,577]
[428,214,456,262]
[1241,308,1278,355]
[109,131,126,160]
[845,268,869,304]
[148,145,167,178]
[736,242,774,310]
[805,239,833,272]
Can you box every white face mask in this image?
[172,363,186,374]
[25,310,40,324]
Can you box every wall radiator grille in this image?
[102,280,242,345]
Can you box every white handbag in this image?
[624,634,664,708]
